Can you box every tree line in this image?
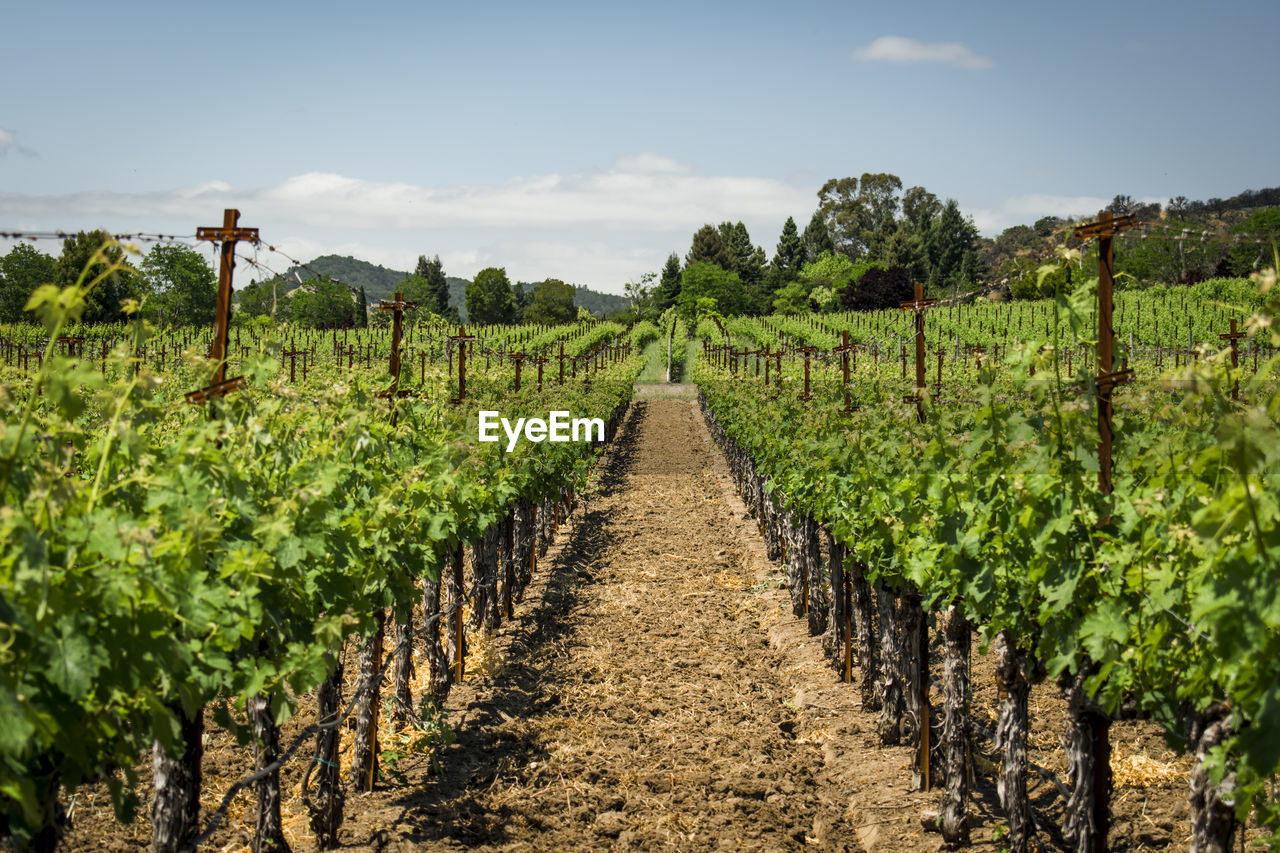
[632,173,982,324]
[0,235,591,329]
[629,177,1280,324]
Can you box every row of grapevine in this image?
[0,265,645,851]
[691,269,1280,850]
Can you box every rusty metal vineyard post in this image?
[1071,210,1137,853]
[186,209,257,407]
[1220,319,1246,402]
[900,283,937,424]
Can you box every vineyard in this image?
[1,215,1279,853]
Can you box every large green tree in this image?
[676,261,746,323]
[466,267,517,324]
[816,173,903,259]
[523,278,577,325]
[140,244,218,326]
[288,275,357,328]
[54,231,142,323]
[236,280,277,320]
[0,244,57,322]
[686,224,732,270]
[901,186,942,233]
[925,199,981,295]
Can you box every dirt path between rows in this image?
[339,396,863,851]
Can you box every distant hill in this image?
[255,254,628,320]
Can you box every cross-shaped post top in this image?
[196,208,260,244]
[1072,210,1138,240]
[378,291,419,312]
[899,282,939,312]
[1220,319,1247,341]
[450,325,479,344]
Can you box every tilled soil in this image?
[60,392,1196,852]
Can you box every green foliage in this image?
[655,252,682,311]
[926,199,980,295]
[523,278,577,325]
[817,173,903,259]
[287,275,358,328]
[686,224,732,270]
[414,254,454,319]
[801,210,834,261]
[355,285,369,328]
[236,279,279,320]
[1228,209,1280,276]
[771,280,810,315]
[676,262,746,324]
[0,262,647,843]
[773,215,805,274]
[139,244,217,326]
[53,232,142,324]
[697,267,1280,840]
[466,267,517,325]
[0,244,57,322]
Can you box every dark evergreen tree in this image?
[772,216,805,274]
[925,199,980,295]
[655,252,682,310]
[686,224,732,270]
[415,254,452,318]
[801,211,834,261]
[355,285,369,327]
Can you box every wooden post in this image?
[835,332,856,413]
[449,326,479,404]
[376,292,417,401]
[1069,210,1137,853]
[186,209,257,406]
[1220,319,1246,402]
[900,283,937,424]
[1076,211,1137,496]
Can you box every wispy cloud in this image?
[854,36,994,70]
[0,128,36,157]
[0,156,815,291]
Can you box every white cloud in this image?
[0,157,813,291]
[854,36,994,70]
[0,129,13,152]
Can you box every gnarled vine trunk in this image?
[249,689,289,853]
[876,583,905,745]
[940,604,971,845]
[994,630,1033,853]
[1189,706,1238,853]
[1062,670,1111,853]
[422,578,450,703]
[391,607,414,724]
[348,610,386,793]
[151,703,204,853]
[849,559,879,710]
[308,656,344,848]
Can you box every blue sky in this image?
[2,0,1276,293]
